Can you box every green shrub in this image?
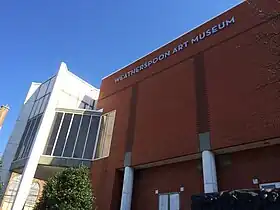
[34,166,95,210]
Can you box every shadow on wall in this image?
[78,95,96,110]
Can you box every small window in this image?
[159,193,180,210]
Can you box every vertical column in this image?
[120,84,138,210]
[193,53,218,193]
[12,63,68,210]
[202,150,218,193]
[120,166,134,210]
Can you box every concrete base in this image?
[120,167,134,210]
[202,150,218,193]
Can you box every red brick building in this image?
[91,0,280,209]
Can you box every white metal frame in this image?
[61,114,74,157]
[81,115,93,158]
[50,113,65,156]
[71,115,84,158]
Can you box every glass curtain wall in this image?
[14,76,56,160]
[43,110,102,160]
[43,110,116,160]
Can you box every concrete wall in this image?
[56,69,99,109]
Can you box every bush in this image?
[34,166,95,210]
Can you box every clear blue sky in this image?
[0,0,241,153]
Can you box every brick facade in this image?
[92,0,280,209]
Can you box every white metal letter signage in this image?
[114,16,235,83]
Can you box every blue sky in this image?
[0,0,241,153]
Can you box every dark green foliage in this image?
[34,166,95,210]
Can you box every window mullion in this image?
[61,114,74,157]
[92,116,102,159]
[82,115,93,158]
[51,113,65,156]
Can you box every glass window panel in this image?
[73,115,91,158]
[83,116,100,159]
[22,115,42,158]
[34,98,43,116]
[37,81,49,99]
[170,193,180,210]
[19,118,36,159]
[29,101,39,119]
[47,76,56,94]
[39,94,50,114]
[159,195,168,210]
[30,88,40,103]
[53,113,72,156]
[63,114,82,157]
[43,113,63,155]
[14,121,31,160]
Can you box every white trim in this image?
[102,1,242,80]
[51,113,65,156]
[71,115,84,157]
[61,114,74,157]
[40,154,93,161]
[55,107,102,115]
[82,115,93,158]
[92,155,109,162]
